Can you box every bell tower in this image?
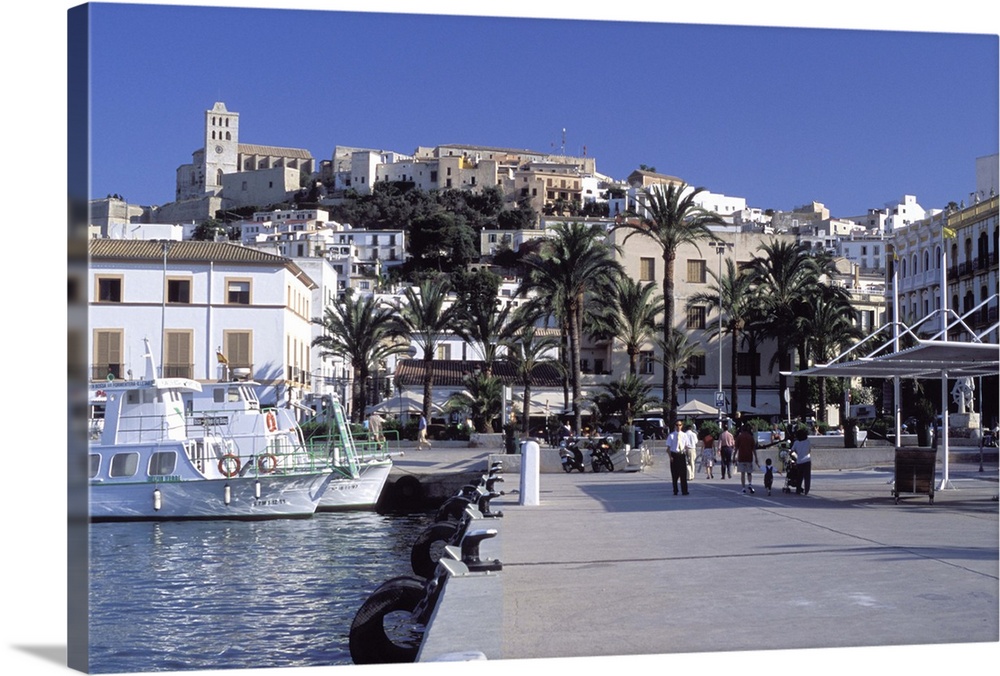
[203,101,239,196]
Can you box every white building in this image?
[88,239,318,411]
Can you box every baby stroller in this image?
[780,447,801,494]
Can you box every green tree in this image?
[612,182,724,422]
[686,257,755,417]
[446,371,503,433]
[395,276,463,422]
[591,276,663,376]
[451,268,515,376]
[518,221,622,433]
[749,240,836,419]
[796,287,864,422]
[591,373,660,429]
[503,325,560,437]
[311,289,407,422]
[655,328,705,414]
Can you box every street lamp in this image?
[679,371,699,403]
[712,240,733,425]
[160,240,173,377]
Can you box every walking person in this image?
[417,413,432,450]
[718,423,735,479]
[734,424,760,494]
[665,420,691,495]
[684,423,699,481]
[701,430,715,479]
[790,427,812,495]
[368,412,385,449]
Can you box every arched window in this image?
[935,246,941,269]
[901,258,907,277]
[964,290,975,313]
[217,169,223,186]
[923,251,930,273]
[911,254,918,276]
[226,132,231,140]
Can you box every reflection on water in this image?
[88,511,430,673]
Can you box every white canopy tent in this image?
[677,398,722,418]
[784,283,998,492]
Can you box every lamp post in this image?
[712,240,733,426]
[160,240,173,377]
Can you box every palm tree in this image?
[395,276,463,423]
[452,268,515,377]
[749,240,828,419]
[311,289,407,422]
[686,258,754,417]
[590,276,664,376]
[503,325,560,437]
[654,328,705,416]
[796,287,864,423]
[445,371,503,433]
[518,221,622,434]
[612,182,724,423]
[591,373,660,431]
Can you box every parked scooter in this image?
[559,437,586,473]
[587,435,616,473]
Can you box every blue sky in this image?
[85,2,998,219]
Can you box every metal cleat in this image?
[477,490,503,518]
[456,528,502,572]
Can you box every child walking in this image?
[763,457,775,495]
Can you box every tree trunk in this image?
[662,252,678,424]
[730,325,739,418]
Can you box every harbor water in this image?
[87,510,432,674]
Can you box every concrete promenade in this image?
[403,446,999,669]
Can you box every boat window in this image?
[213,388,226,403]
[148,452,177,476]
[228,387,241,403]
[89,454,101,479]
[109,452,140,477]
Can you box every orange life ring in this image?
[265,411,278,432]
[218,454,241,478]
[257,453,278,474]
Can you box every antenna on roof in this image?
[561,128,566,155]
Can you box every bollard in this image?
[519,440,540,505]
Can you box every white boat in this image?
[310,396,394,511]
[186,371,392,512]
[88,341,333,521]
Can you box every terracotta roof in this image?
[87,240,317,288]
[238,144,313,159]
[394,359,563,388]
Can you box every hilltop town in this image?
[82,101,1000,436]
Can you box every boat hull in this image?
[89,472,332,522]
[317,460,392,511]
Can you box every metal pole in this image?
[160,241,172,377]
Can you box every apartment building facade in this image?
[88,239,318,410]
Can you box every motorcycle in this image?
[559,437,586,473]
[586,435,616,473]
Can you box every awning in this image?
[785,339,998,380]
[677,398,721,418]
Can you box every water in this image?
[87,511,433,674]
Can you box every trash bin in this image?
[893,447,936,504]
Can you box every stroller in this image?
[780,447,801,494]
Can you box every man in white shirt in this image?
[684,423,699,481]
[666,420,692,495]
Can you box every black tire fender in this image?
[349,577,426,664]
[434,495,470,523]
[410,520,461,579]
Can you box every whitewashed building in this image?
[88,239,318,410]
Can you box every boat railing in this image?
[187,434,332,479]
[108,411,186,443]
